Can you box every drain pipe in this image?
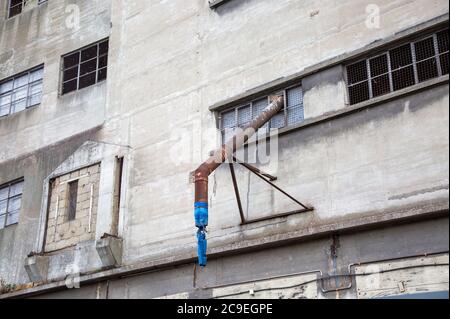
[194,94,284,266]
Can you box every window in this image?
[220,85,304,143]
[8,0,47,18]
[0,66,44,118]
[67,180,78,221]
[61,39,109,95]
[346,28,449,105]
[0,180,24,229]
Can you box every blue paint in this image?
[194,202,208,266]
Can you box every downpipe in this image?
[193,95,284,266]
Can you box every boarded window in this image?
[0,180,24,229]
[61,39,109,95]
[346,28,449,105]
[219,85,304,143]
[67,180,78,221]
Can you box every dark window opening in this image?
[67,180,78,221]
[61,39,109,95]
[346,28,449,105]
[8,0,48,18]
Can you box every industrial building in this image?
[0,0,448,299]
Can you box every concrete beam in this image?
[95,235,123,268]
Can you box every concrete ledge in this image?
[24,255,49,283]
[2,201,448,299]
[96,235,123,268]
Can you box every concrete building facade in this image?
[0,0,448,299]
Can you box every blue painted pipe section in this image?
[194,202,209,266]
[197,229,207,267]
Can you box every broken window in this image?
[0,66,44,118]
[220,85,304,143]
[0,180,24,229]
[61,39,109,95]
[8,0,48,18]
[346,28,449,105]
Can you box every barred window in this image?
[0,66,44,118]
[220,85,304,143]
[0,180,24,229]
[346,28,449,105]
[61,39,109,95]
[8,0,47,18]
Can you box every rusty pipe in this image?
[194,94,284,266]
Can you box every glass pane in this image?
[252,98,269,134]
[392,66,416,91]
[64,52,80,69]
[9,181,23,196]
[390,44,413,70]
[287,87,303,108]
[29,81,42,95]
[99,40,109,55]
[414,37,436,62]
[287,106,304,125]
[0,214,5,230]
[417,58,439,82]
[81,45,98,62]
[28,92,42,107]
[14,74,29,89]
[13,86,28,101]
[222,110,236,129]
[80,59,97,76]
[440,52,449,75]
[98,68,107,82]
[0,104,10,117]
[98,55,108,68]
[0,93,12,107]
[5,211,19,226]
[30,68,44,82]
[437,30,449,54]
[237,105,251,127]
[348,81,370,104]
[78,72,96,89]
[0,199,7,214]
[0,80,13,94]
[0,187,8,200]
[7,196,22,212]
[63,66,78,82]
[347,60,368,84]
[62,79,77,95]
[369,54,389,77]
[270,112,285,129]
[11,99,27,113]
[372,74,391,97]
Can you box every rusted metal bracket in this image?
[229,157,313,225]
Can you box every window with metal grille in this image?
[220,85,304,143]
[8,0,48,18]
[0,180,24,229]
[346,28,449,105]
[61,39,109,95]
[0,66,44,118]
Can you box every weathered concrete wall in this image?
[103,0,449,266]
[27,217,450,299]
[0,0,111,161]
[0,0,448,297]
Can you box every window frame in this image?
[7,0,48,19]
[0,179,24,229]
[0,64,44,118]
[218,84,304,143]
[60,38,109,96]
[345,28,449,105]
